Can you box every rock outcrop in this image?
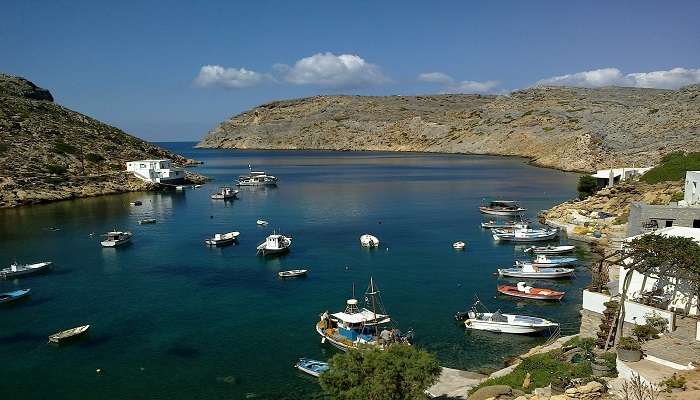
[0,73,204,208]
[197,86,700,172]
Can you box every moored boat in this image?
[453,241,466,250]
[100,231,133,247]
[0,288,31,304]
[294,358,329,377]
[130,200,142,206]
[479,200,527,216]
[497,264,574,279]
[256,220,269,226]
[316,277,411,351]
[278,269,308,278]
[497,282,565,301]
[462,308,558,334]
[211,187,238,200]
[138,218,157,224]
[524,245,576,255]
[204,231,240,247]
[48,324,90,344]
[257,232,292,256]
[237,166,278,186]
[360,234,380,248]
[515,254,578,267]
[1,262,53,280]
[481,220,518,229]
[492,223,558,242]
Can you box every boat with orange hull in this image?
[497,282,565,301]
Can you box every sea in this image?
[0,143,589,399]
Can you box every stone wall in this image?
[628,201,700,236]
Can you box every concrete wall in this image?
[619,267,699,316]
[582,289,676,329]
[628,202,700,236]
[686,171,700,205]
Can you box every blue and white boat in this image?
[515,254,578,267]
[1,262,52,280]
[492,223,558,242]
[294,358,329,377]
[498,264,575,279]
[0,288,31,304]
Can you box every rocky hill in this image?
[0,74,203,208]
[197,85,700,172]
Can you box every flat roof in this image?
[626,226,700,243]
[332,309,389,324]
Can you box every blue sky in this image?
[2,0,699,141]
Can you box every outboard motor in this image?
[454,311,469,321]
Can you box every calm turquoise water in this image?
[0,144,588,399]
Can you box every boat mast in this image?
[368,277,378,321]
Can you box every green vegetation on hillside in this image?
[577,175,598,199]
[642,151,700,184]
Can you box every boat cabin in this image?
[265,234,286,249]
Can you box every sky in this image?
[2,0,700,142]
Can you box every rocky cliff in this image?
[197,86,700,172]
[0,74,204,208]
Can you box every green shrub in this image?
[617,336,642,351]
[0,143,9,154]
[671,192,684,202]
[52,140,79,155]
[645,313,669,333]
[632,324,659,342]
[577,175,598,199]
[642,152,700,183]
[661,373,687,392]
[613,213,629,225]
[85,153,105,163]
[648,108,659,114]
[543,126,554,132]
[45,164,68,174]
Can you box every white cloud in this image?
[418,72,454,84]
[193,65,266,89]
[284,52,390,88]
[446,80,501,94]
[536,67,700,90]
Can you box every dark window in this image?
[665,220,673,227]
[694,219,700,228]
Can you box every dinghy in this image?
[100,231,133,247]
[48,324,90,344]
[497,282,565,301]
[0,288,31,304]
[278,269,308,278]
[453,241,466,250]
[515,254,578,267]
[257,232,292,256]
[1,262,52,280]
[204,231,240,247]
[138,218,157,224]
[294,358,329,377]
[497,264,574,279]
[256,220,269,226]
[360,234,380,247]
[524,245,575,255]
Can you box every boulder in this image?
[469,385,512,400]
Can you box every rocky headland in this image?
[0,74,205,208]
[197,85,700,172]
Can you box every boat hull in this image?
[497,286,564,301]
[527,245,575,255]
[464,319,554,334]
[498,268,574,279]
[493,232,558,242]
[1,262,52,280]
[0,289,31,304]
[48,325,90,344]
[205,238,236,247]
[479,207,526,216]
[101,238,131,247]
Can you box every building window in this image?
[665,220,673,228]
[140,164,146,168]
[694,219,700,228]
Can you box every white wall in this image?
[685,171,700,205]
[582,289,676,329]
[619,267,699,316]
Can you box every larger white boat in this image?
[492,223,558,242]
[237,166,278,187]
[204,231,240,247]
[316,278,411,351]
[257,232,292,256]
[100,231,133,247]
[462,307,558,334]
[360,234,380,247]
[516,254,578,268]
[479,200,527,216]
[1,261,52,280]
[497,264,575,279]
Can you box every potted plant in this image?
[617,336,642,362]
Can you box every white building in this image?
[126,159,185,184]
[684,171,700,206]
[592,167,653,188]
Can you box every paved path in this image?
[426,367,486,399]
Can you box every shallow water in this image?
[0,145,588,399]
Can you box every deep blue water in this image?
[0,144,588,399]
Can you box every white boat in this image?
[463,309,558,334]
[138,218,157,225]
[515,254,578,267]
[256,220,269,226]
[479,200,527,216]
[1,262,52,280]
[48,324,90,344]
[497,264,575,279]
[211,187,238,200]
[130,200,142,206]
[204,231,240,247]
[257,233,292,256]
[360,234,380,248]
[524,245,576,255]
[492,223,558,242]
[453,241,466,250]
[175,185,186,191]
[481,220,517,229]
[294,358,329,377]
[278,269,308,278]
[100,231,133,247]
[237,166,278,186]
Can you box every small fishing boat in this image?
[497,264,575,279]
[175,185,186,191]
[480,220,518,229]
[100,231,133,247]
[462,309,558,334]
[138,218,157,225]
[453,241,466,250]
[257,232,292,256]
[294,358,329,377]
[316,277,412,351]
[48,325,90,344]
[1,262,53,280]
[237,166,278,186]
[479,200,527,216]
[256,220,269,226]
[0,288,31,304]
[204,231,240,247]
[211,187,238,200]
[497,282,565,301]
[279,269,308,278]
[492,223,558,242]
[524,245,576,255]
[360,234,380,248]
[194,184,203,189]
[517,254,578,267]
[130,200,142,206]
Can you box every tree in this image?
[319,344,441,400]
[577,175,598,199]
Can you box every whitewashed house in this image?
[126,159,185,184]
[592,167,653,188]
[684,171,700,206]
